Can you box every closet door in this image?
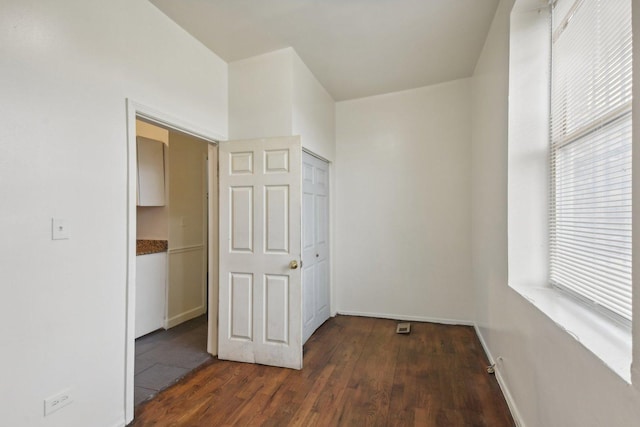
[302,152,330,344]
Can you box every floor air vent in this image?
[396,322,411,334]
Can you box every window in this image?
[549,0,633,323]
[508,0,632,381]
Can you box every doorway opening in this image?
[133,120,214,406]
[125,100,220,424]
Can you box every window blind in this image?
[550,0,633,322]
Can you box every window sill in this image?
[510,283,631,383]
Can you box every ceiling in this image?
[150,0,500,101]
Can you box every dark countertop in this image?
[137,239,168,256]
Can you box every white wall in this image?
[137,206,168,240]
[229,48,293,140]
[471,1,640,426]
[506,6,550,291]
[229,48,336,161]
[335,80,474,323]
[292,52,336,162]
[166,131,208,327]
[0,1,227,426]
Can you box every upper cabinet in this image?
[137,136,166,206]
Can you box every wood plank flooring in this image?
[130,315,514,426]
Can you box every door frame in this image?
[124,99,223,424]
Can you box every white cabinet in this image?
[137,137,166,206]
[135,252,167,338]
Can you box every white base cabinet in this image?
[135,252,167,338]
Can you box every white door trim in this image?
[302,147,331,163]
[124,99,223,424]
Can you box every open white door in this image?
[218,136,302,369]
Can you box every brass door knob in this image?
[289,260,299,270]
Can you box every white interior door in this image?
[218,136,302,369]
[302,152,330,344]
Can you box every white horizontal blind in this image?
[550,0,633,321]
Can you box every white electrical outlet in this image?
[44,389,73,416]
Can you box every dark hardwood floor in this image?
[130,315,514,426]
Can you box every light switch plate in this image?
[52,218,69,240]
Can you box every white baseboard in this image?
[474,324,525,427]
[165,305,206,329]
[336,310,474,326]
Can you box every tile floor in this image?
[134,314,212,406]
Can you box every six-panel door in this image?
[302,152,331,344]
[218,137,302,370]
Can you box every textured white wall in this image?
[471,1,640,426]
[0,1,227,426]
[335,79,474,323]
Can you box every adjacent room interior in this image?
[133,120,212,405]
